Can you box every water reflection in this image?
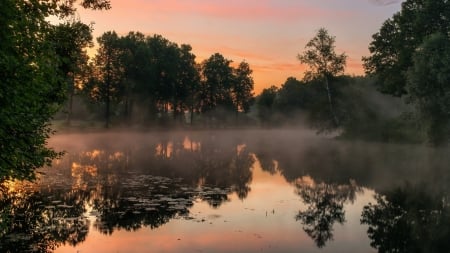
[295,177,361,247]
[1,132,256,252]
[1,131,450,252]
[0,185,89,253]
[361,183,450,253]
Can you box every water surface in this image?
[1,130,449,252]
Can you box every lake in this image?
[1,130,449,253]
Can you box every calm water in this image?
[1,130,450,253]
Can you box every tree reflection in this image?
[7,131,450,252]
[361,183,450,253]
[0,184,89,253]
[0,132,257,249]
[89,174,196,234]
[295,177,361,247]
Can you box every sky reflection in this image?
[3,130,450,252]
[46,132,375,253]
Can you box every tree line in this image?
[54,28,254,128]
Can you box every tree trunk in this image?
[66,75,75,126]
[190,106,194,126]
[324,77,339,127]
[105,80,110,128]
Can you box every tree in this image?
[200,53,235,121]
[364,0,450,144]
[0,0,110,181]
[88,31,124,128]
[232,61,255,114]
[407,33,450,145]
[363,0,450,96]
[256,86,278,126]
[146,35,181,123]
[176,44,201,125]
[50,21,93,126]
[118,31,147,123]
[298,28,347,128]
[275,77,309,113]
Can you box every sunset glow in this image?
[76,0,402,94]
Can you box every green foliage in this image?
[407,33,450,145]
[0,1,60,181]
[363,0,450,96]
[364,1,450,144]
[0,0,109,181]
[50,21,93,125]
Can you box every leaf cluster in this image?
[0,0,109,181]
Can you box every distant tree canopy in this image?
[82,32,255,127]
[256,76,351,131]
[254,74,415,142]
[0,0,110,182]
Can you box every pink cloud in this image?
[108,0,353,23]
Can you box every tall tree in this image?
[89,31,124,128]
[233,61,255,114]
[363,0,450,96]
[119,31,149,123]
[0,0,110,181]
[298,28,347,128]
[146,35,180,121]
[407,33,450,145]
[200,53,235,114]
[51,21,93,125]
[176,44,201,124]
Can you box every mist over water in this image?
[2,129,450,252]
[47,128,445,190]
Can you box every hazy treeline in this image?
[55,29,254,128]
[254,75,418,142]
[56,25,416,145]
[53,0,450,147]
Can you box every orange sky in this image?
[75,0,402,94]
